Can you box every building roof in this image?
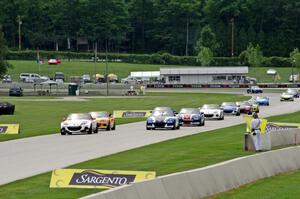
[130,71,160,78]
[160,67,248,75]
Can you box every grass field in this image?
[6,60,297,83]
[0,111,299,199]
[0,92,249,142]
[212,169,300,199]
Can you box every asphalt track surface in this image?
[1,91,300,186]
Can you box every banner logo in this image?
[69,170,136,187]
[122,111,147,118]
[0,126,8,134]
[113,110,151,118]
[50,169,156,189]
[0,124,19,134]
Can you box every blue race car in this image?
[255,96,269,106]
[220,102,240,116]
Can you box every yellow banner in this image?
[113,110,151,118]
[50,169,156,189]
[242,116,268,134]
[0,124,19,134]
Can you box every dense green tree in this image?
[241,43,263,67]
[197,47,213,66]
[0,0,299,56]
[0,30,10,77]
[195,25,219,54]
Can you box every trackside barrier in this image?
[81,146,300,199]
[245,129,300,151]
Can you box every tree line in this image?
[0,0,299,57]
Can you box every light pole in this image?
[230,18,235,57]
[94,41,97,83]
[17,15,22,50]
[105,39,109,96]
[292,59,296,83]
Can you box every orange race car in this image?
[89,111,116,131]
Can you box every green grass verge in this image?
[7,60,297,83]
[0,111,300,199]
[211,169,300,199]
[0,92,249,142]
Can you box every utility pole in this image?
[185,15,189,56]
[94,41,97,83]
[230,18,235,57]
[105,39,109,96]
[17,15,22,50]
[37,47,41,74]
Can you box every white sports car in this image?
[60,113,98,135]
[280,92,294,101]
[199,104,224,120]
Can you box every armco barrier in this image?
[81,146,300,199]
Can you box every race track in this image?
[0,91,300,185]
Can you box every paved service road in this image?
[0,92,300,185]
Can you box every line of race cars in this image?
[57,87,298,134]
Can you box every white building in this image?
[160,67,249,84]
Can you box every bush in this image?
[11,50,294,67]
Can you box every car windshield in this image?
[152,110,174,117]
[90,112,108,118]
[179,108,199,114]
[236,102,250,106]
[201,104,220,109]
[221,102,236,106]
[67,114,91,120]
[256,97,266,100]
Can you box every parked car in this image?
[199,104,224,120]
[19,73,48,83]
[60,113,98,135]
[0,102,15,115]
[89,111,115,131]
[82,74,91,83]
[121,76,143,84]
[2,75,12,83]
[178,108,205,126]
[220,102,240,116]
[280,92,294,101]
[236,101,253,115]
[286,88,299,98]
[146,107,180,130]
[48,59,61,65]
[9,86,23,96]
[255,96,270,106]
[247,86,263,93]
[54,72,65,82]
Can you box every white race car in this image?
[199,104,224,120]
[60,113,98,135]
[280,92,294,101]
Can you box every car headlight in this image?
[192,115,200,120]
[165,118,175,123]
[62,122,68,126]
[147,117,155,123]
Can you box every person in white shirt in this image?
[251,112,262,151]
